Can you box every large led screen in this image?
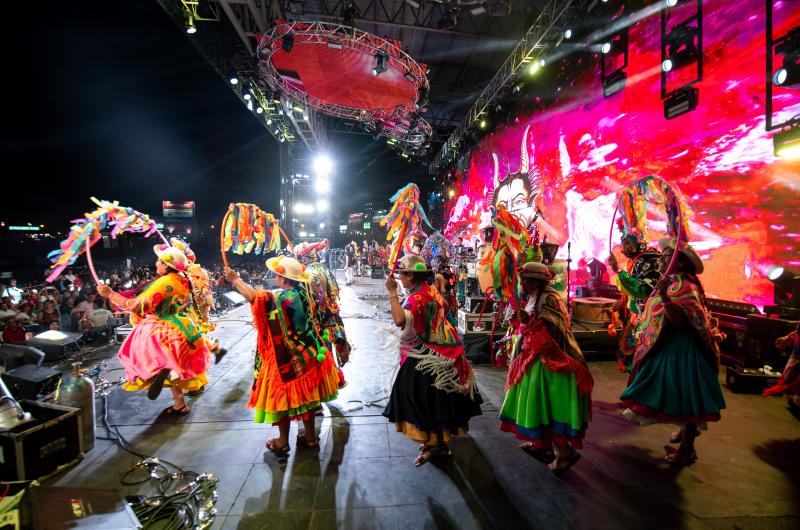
[444,0,800,308]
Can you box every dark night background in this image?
[1,1,430,230]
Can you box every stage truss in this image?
[257,20,432,151]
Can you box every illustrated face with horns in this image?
[490,125,541,228]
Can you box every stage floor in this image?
[47,275,799,529]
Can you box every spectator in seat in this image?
[38,300,60,328]
[89,299,114,327]
[75,292,96,321]
[0,303,16,322]
[6,279,23,305]
[3,318,27,344]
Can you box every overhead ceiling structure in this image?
[159,0,545,161]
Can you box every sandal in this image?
[265,438,290,455]
[664,446,697,466]
[161,404,190,415]
[296,433,320,449]
[148,369,171,400]
[520,442,555,464]
[669,429,701,444]
[548,451,581,475]
[413,446,436,467]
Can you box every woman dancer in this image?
[620,238,726,466]
[225,255,340,454]
[499,262,593,473]
[763,321,799,413]
[97,244,212,414]
[383,255,483,467]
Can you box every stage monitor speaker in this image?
[222,291,246,305]
[0,344,45,372]
[744,315,799,369]
[25,331,83,361]
[1,365,62,400]
[24,487,142,530]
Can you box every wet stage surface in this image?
[49,275,800,529]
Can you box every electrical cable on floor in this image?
[97,386,218,529]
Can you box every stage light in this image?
[246,100,254,111]
[372,51,388,76]
[243,93,251,101]
[773,121,800,159]
[406,1,420,9]
[528,61,541,75]
[327,40,343,50]
[663,85,698,119]
[564,29,573,39]
[266,118,273,125]
[282,34,294,53]
[256,106,263,114]
[437,6,459,30]
[773,28,800,87]
[448,188,455,197]
[316,200,329,212]
[229,76,239,85]
[479,118,488,129]
[314,154,333,176]
[470,6,486,16]
[316,178,331,193]
[319,222,326,229]
[601,39,626,56]
[603,69,627,97]
[185,16,197,34]
[280,136,286,142]
[662,22,698,72]
[768,266,800,308]
[665,0,689,7]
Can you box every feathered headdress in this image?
[46,197,161,283]
[380,183,432,273]
[480,204,530,310]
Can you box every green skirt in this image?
[621,326,726,424]
[499,357,590,449]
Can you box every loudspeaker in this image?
[744,315,799,368]
[1,365,62,400]
[26,332,83,361]
[0,344,45,372]
[222,291,246,305]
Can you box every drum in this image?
[572,297,616,324]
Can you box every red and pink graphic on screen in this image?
[444,0,800,308]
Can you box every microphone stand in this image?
[566,241,572,314]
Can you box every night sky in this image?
[2,1,430,229]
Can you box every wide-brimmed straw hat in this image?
[169,238,196,263]
[518,261,556,282]
[658,237,704,274]
[153,244,188,272]
[395,254,430,273]
[266,255,311,282]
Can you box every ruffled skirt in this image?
[383,356,483,445]
[499,357,591,449]
[118,315,211,392]
[621,327,726,425]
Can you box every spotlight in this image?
[229,76,239,85]
[773,121,800,160]
[528,61,541,75]
[256,106,263,114]
[448,189,455,197]
[663,85,698,119]
[773,28,800,87]
[437,6,459,30]
[282,34,294,53]
[246,99,254,111]
[564,29,573,39]
[768,266,800,308]
[601,39,625,55]
[662,22,698,72]
[243,93,252,101]
[185,16,197,34]
[665,0,689,6]
[314,154,333,176]
[266,118,273,125]
[479,118,488,129]
[372,51,388,76]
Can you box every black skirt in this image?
[383,357,483,434]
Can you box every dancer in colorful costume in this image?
[383,255,483,466]
[499,262,593,473]
[308,263,350,389]
[224,255,340,454]
[620,238,726,466]
[762,321,800,412]
[609,225,660,373]
[97,245,213,414]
